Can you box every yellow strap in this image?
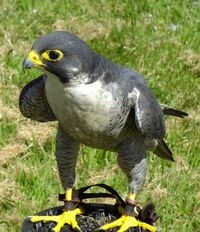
[128,193,136,201]
[65,188,73,201]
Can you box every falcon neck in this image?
[87,52,120,85]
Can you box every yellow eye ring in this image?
[42,50,63,61]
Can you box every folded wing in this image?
[19,75,57,122]
[128,78,173,161]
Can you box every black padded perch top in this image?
[21,184,159,232]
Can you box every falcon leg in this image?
[100,138,157,232]
[31,124,84,232]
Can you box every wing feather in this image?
[128,79,165,139]
[19,74,56,122]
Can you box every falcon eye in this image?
[49,50,60,60]
[42,50,64,61]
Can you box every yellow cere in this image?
[41,50,64,61]
[28,50,45,67]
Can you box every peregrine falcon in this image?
[20,31,187,232]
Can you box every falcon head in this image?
[23,31,95,84]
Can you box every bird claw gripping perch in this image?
[23,184,160,232]
[31,189,85,232]
[31,208,83,232]
[100,201,159,232]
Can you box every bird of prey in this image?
[20,31,187,232]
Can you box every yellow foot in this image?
[100,214,157,232]
[31,207,84,232]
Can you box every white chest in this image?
[45,76,120,141]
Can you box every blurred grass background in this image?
[0,0,200,231]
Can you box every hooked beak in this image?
[22,50,46,70]
[22,57,34,69]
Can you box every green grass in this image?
[0,0,200,231]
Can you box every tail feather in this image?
[154,140,174,161]
[161,105,188,118]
